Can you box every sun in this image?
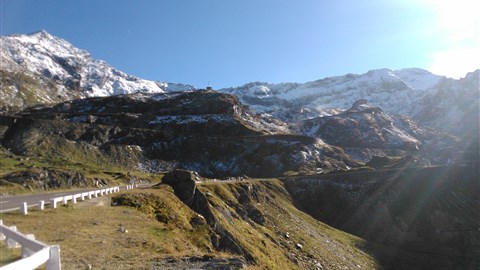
[421,0,480,78]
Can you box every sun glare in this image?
[422,0,480,78]
[430,48,479,79]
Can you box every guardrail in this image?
[49,186,121,209]
[19,186,124,214]
[0,185,135,269]
[0,220,60,270]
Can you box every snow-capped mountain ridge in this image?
[1,31,477,137]
[219,68,446,121]
[0,30,194,106]
[1,30,449,109]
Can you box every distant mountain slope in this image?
[0,30,194,111]
[297,99,425,150]
[219,68,445,119]
[294,99,462,165]
[219,69,479,137]
[413,70,480,137]
[1,31,478,137]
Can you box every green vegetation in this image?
[0,194,215,269]
[0,246,21,267]
[0,144,160,195]
[198,180,378,269]
[0,179,379,269]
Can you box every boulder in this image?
[161,170,197,205]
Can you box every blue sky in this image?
[1,0,479,88]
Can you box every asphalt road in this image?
[0,186,129,213]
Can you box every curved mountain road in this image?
[0,184,152,214]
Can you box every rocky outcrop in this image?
[160,170,215,223]
[18,90,290,136]
[297,100,424,150]
[160,170,252,259]
[295,99,462,166]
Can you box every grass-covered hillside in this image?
[0,176,378,269]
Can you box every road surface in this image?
[0,186,130,213]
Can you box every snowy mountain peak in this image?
[28,30,57,40]
[0,30,195,108]
[365,68,394,76]
[8,30,90,61]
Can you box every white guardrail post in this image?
[0,220,61,270]
[20,202,28,215]
[0,186,126,269]
[0,220,4,240]
[39,200,45,210]
[73,194,81,204]
[46,245,61,270]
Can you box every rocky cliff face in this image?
[297,99,423,150]
[283,164,480,270]
[295,99,459,166]
[19,90,290,136]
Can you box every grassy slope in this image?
[0,144,158,195]
[0,180,378,269]
[0,191,214,269]
[199,180,377,269]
